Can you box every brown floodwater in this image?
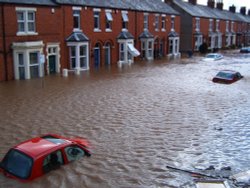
[0,51,250,188]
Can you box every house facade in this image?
[165,0,250,53]
[0,0,180,81]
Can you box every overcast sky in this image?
[183,0,250,12]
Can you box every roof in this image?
[173,0,250,23]
[14,136,70,159]
[117,30,134,40]
[0,0,57,6]
[139,29,154,39]
[66,31,89,42]
[55,0,179,15]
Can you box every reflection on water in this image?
[0,52,250,187]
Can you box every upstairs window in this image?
[143,13,149,29]
[216,19,220,32]
[161,15,166,31]
[94,9,101,31]
[231,21,234,32]
[16,7,37,35]
[73,8,81,30]
[105,10,113,31]
[226,21,229,32]
[209,19,213,32]
[155,14,159,31]
[122,11,128,29]
[195,17,200,32]
[171,15,175,31]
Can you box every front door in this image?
[49,55,56,74]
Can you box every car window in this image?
[43,150,64,173]
[1,149,33,179]
[64,145,85,162]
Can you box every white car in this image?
[203,53,223,61]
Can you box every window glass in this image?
[29,52,38,65]
[70,47,76,69]
[1,149,33,179]
[94,12,100,29]
[17,12,25,32]
[27,12,35,32]
[64,145,85,162]
[43,151,63,173]
[73,10,80,29]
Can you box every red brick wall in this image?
[0,4,63,81]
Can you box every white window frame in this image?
[209,19,213,32]
[143,13,149,30]
[140,39,154,60]
[122,11,129,30]
[195,17,200,32]
[73,7,82,31]
[155,14,159,31]
[216,19,220,32]
[16,7,37,36]
[194,35,203,51]
[117,39,135,64]
[94,9,101,32]
[67,42,89,70]
[161,14,166,31]
[171,15,175,32]
[12,41,44,80]
[231,21,234,32]
[226,21,229,32]
[105,10,113,32]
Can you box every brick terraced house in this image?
[165,0,250,53]
[0,0,180,81]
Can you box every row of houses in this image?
[0,0,249,81]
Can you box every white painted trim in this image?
[16,7,37,11]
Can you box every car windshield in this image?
[1,149,33,179]
[206,54,216,58]
[216,72,234,79]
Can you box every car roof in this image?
[14,136,72,159]
[219,70,238,74]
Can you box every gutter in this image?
[1,3,8,81]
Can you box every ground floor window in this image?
[208,35,215,50]
[226,34,231,47]
[118,39,140,64]
[12,41,44,80]
[140,39,154,60]
[67,42,89,70]
[168,37,179,55]
[194,35,203,51]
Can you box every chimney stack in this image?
[164,0,173,5]
[248,9,250,16]
[216,0,223,10]
[188,0,197,5]
[240,7,246,15]
[207,0,215,9]
[229,5,236,13]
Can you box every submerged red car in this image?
[0,134,91,182]
[212,70,243,84]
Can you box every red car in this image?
[0,134,91,182]
[212,70,243,84]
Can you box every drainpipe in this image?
[1,3,8,81]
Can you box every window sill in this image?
[105,29,112,32]
[17,32,38,36]
[94,29,102,32]
[161,29,166,32]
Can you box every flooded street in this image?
[0,51,250,188]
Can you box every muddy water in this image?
[0,52,250,188]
